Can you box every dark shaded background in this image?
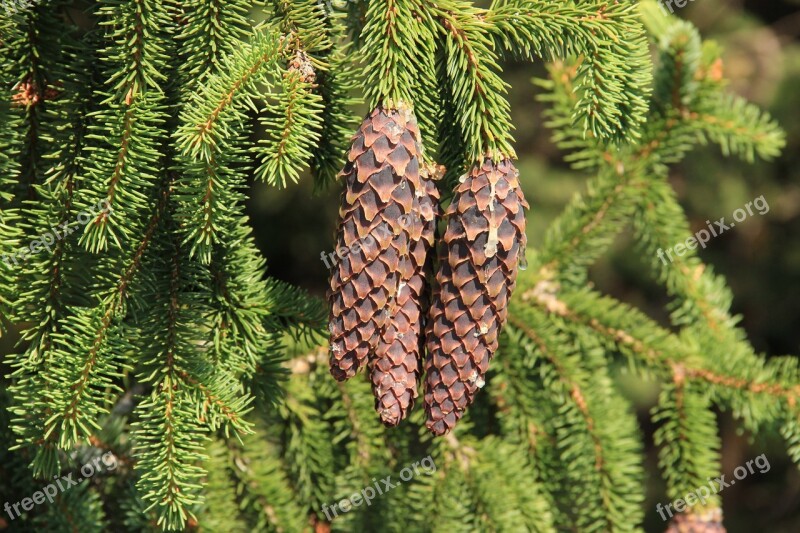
[248,1,800,531]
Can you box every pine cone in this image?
[370,164,441,426]
[328,105,422,381]
[665,508,725,533]
[424,158,528,436]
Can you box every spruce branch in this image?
[631,173,793,435]
[77,0,172,253]
[429,1,516,162]
[3,5,70,203]
[0,16,22,205]
[195,438,250,531]
[535,61,604,171]
[506,308,645,532]
[687,93,786,162]
[78,96,167,253]
[10,181,171,476]
[266,0,360,189]
[226,428,307,532]
[255,63,325,187]
[433,36,472,186]
[538,162,647,286]
[360,0,437,111]
[96,0,170,101]
[489,0,652,143]
[491,329,554,454]
[653,374,722,507]
[177,31,286,161]
[1,28,96,462]
[274,362,338,512]
[263,279,327,344]
[173,2,289,418]
[175,31,285,259]
[202,222,288,405]
[782,413,800,468]
[310,45,360,189]
[518,282,800,407]
[267,0,334,56]
[129,207,256,530]
[175,0,252,87]
[34,483,108,532]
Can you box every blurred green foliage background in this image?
[247,1,800,530]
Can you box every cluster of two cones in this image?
[327,105,528,436]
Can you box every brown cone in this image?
[328,105,422,381]
[370,164,441,426]
[424,158,528,436]
[665,508,725,533]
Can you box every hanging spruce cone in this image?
[665,508,725,533]
[370,164,441,426]
[424,158,528,436]
[328,104,422,381]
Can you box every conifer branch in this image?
[686,94,786,162]
[254,3,331,187]
[311,47,360,189]
[653,375,722,505]
[429,1,515,161]
[361,0,437,111]
[520,284,800,406]
[539,163,646,285]
[506,315,604,470]
[178,31,286,160]
[506,308,645,531]
[131,200,246,530]
[21,181,171,468]
[489,0,652,142]
[263,279,327,342]
[3,29,96,466]
[77,0,172,253]
[255,64,324,187]
[176,0,252,86]
[266,0,359,189]
[6,7,65,202]
[492,337,553,453]
[175,31,285,259]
